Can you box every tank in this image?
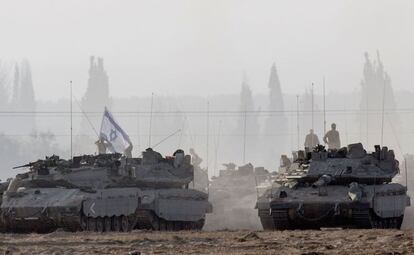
[205,163,274,230]
[256,143,411,230]
[0,148,212,233]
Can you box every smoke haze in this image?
[0,0,413,229]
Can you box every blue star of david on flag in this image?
[99,107,132,153]
[109,129,117,141]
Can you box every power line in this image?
[1,108,414,115]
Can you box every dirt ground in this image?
[0,229,412,255]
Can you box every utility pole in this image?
[311,83,314,147]
[148,93,154,148]
[70,80,73,159]
[311,83,314,131]
[214,120,222,177]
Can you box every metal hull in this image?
[1,187,211,233]
[257,184,409,230]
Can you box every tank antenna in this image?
[72,96,99,138]
[70,80,73,159]
[323,77,326,136]
[405,156,408,189]
[380,80,386,147]
[152,129,181,149]
[296,95,300,150]
[206,101,210,174]
[148,93,154,148]
[136,105,141,154]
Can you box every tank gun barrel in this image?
[12,162,35,169]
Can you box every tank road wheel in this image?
[120,215,129,232]
[183,222,191,230]
[195,219,205,230]
[396,216,404,229]
[112,216,121,232]
[87,217,97,232]
[159,219,167,231]
[166,221,174,231]
[80,215,88,231]
[104,217,112,232]
[151,216,160,231]
[96,217,104,233]
[173,222,181,231]
[272,210,290,230]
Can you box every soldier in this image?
[189,148,202,168]
[124,144,133,158]
[304,129,320,150]
[323,123,341,150]
[95,138,108,154]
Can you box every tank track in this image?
[79,211,205,232]
[351,209,403,229]
[271,209,291,230]
[265,208,404,230]
[351,209,372,228]
[258,209,275,230]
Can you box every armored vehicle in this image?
[256,143,411,230]
[205,163,273,230]
[0,148,212,233]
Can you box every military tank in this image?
[0,148,212,233]
[205,163,274,230]
[256,143,411,230]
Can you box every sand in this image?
[0,229,412,255]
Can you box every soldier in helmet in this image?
[304,129,320,150]
[323,123,341,150]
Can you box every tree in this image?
[264,63,287,169]
[19,60,36,132]
[359,51,398,148]
[237,74,260,164]
[0,60,10,110]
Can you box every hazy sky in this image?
[0,0,413,100]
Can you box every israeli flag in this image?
[99,107,132,153]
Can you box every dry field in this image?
[0,229,412,255]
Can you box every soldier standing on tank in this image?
[304,129,320,150]
[323,123,341,150]
[95,138,108,154]
[124,144,133,158]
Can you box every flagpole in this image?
[70,80,73,159]
[148,93,154,148]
